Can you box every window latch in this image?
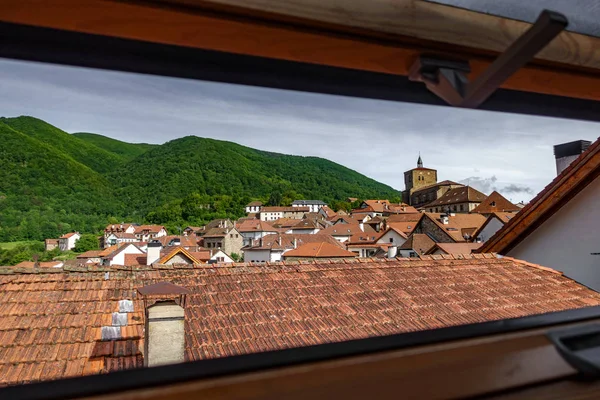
[548,324,600,379]
[408,10,568,109]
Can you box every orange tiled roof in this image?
[133,225,165,234]
[246,233,342,250]
[425,186,487,208]
[471,191,521,214]
[386,221,419,235]
[157,247,202,265]
[282,242,357,258]
[154,235,199,247]
[425,242,483,255]
[479,137,600,254]
[236,219,277,233]
[261,206,310,213]
[13,261,63,269]
[2,257,600,386]
[59,232,78,239]
[386,213,424,223]
[123,254,147,266]
[421,213,487,242]
[320,223,374,237]
[398,234,436,255]
[77,250,103,259]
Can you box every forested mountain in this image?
[0,116,401,241]
[73,132,156,162]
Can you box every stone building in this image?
[402,155,438,204]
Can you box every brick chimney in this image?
[138,282,190,367]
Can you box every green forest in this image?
[0,116,401,242]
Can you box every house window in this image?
[389,238,394,243]
[490,201,496,207]
[230,234,233,238]
[459,205,464,211]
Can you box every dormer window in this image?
[490,201,496,207]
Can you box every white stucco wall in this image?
[377,230,408,247]
[110,245,144,266]
[477,218,504,242]
[244,249,271,262]
[508,176,600,291]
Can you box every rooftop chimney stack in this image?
[147,240,162,265]
[554,140,591,176]
[387,246,398,258]
[138,283,190,368]
[440,214,449,225]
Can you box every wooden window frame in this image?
[2,3,600,398]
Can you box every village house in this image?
[208,249,235,263]
[44,238,59,251]
[76,250,103,264]
[182,226,203,236]
[384,213,424,236]
[99,243,146,266]
[291,199,327,213]
[473,212,517,243]
[259,206,310,221]
[318,205,337,219]
[133,225,167,242]
[236,219,279,246]
[2,255,599,385]
[397,233,436,258]
[285,219,321,234]
[412,212,487,243]
[58,232,80,251]
[282,242,357,261]
[409,180,465,209]
[194,219,235,237]
[478,138,600,291]
[425,242,483,255]
[200,226,244,256]
[471,191,521,215]
[245,200,263,214]
[242,233,341,262]
[376,225,408,248]
[320,221,375,243]
[345,228,387,258]
[424,186,487,213]
[104,232,138,248]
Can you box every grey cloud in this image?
[1,58,599,204]
[458,176,498,194]
[500,184,534,195]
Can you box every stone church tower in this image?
[403,155,437,203]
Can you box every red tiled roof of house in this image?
[246,201,263,207]
[77,250,103,259]
[471,191,521,214]
[320,223,375,238]
[386,213,424,223]
[107,232,137,239]
[319,205,337,218]
[282,242,357,258]
[59,232,78,239]
[246,233,342,250]
[123,254,147,266]
[236,219,278,233]
[398,234,436,255]
[478,137,600,254]
[133,225,165,234]
[270,217,301,228]
[13,261,63,269]
[425,186,487,208]
[411,180,462,194]
[425,242,483,255]
[157,247,202,265]
[2,256,600,386]
[421,213,487,242]
[386,221,419,236]
[154,235,199,247]
[45,239,60,245]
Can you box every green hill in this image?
[0,116,127,173]
[0,116,401,241]
[73,132,156,161]
[0,121,120,241]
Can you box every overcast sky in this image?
[1,58,598,203]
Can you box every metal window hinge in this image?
[409,10,568,108]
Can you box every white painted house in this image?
[473,212,516,243]
[479,138,600,291]
[376,226,408,248]
[101,243,145,266]
[245,201,263,214]
[59,232,80,251]
[291,200,327,213]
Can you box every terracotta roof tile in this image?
[1,257,600,387]
[471,191,521,214]
[426,187,487,208]
[425,242,483,255]
[282,242,357,258]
